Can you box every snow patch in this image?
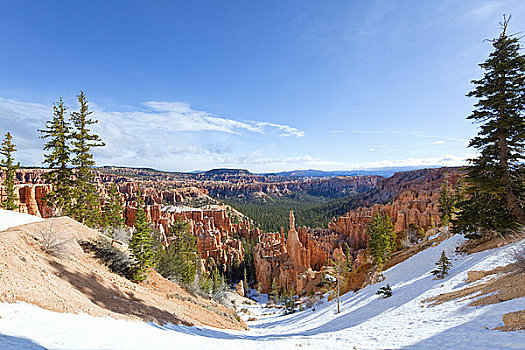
[0,233,524,349]
[0,209,43,232]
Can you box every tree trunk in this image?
[499,133,525,224]
[337,277,341,314]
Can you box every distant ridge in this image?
[202,168,252,176]
[27,165,447,178]
[263,166,442,178]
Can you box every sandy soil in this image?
[0,218,247,330]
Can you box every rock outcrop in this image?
[254,167,462,294]
[255,211,362,293]
[6,166,462,294]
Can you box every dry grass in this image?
[511,246,525,274]
[37,223,76,260]
[456,227,525,255]
[424,263,525,309]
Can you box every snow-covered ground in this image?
[0,209,43,231]
[0,213,524,349]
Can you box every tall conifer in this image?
[0,132,20,210]
[39,98,73,216]
[367,212,396,269]
[103,182,124,227]
[70,91,105,227]
[129,188,155,282]
[454,17,525,236]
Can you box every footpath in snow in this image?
[0,212,524,349]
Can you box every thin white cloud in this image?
[254,121,304,137]
[0,97,304,168]
[0,96,473,173]
[208,152,474,173]
[433,140,445,144]
[141,101,303,137]
[468,1,503,20]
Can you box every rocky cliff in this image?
[4,167,462,293]
[254,167,462,294]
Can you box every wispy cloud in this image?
[433,140,445,144]
[254,122,304,137]
[468,1,504,20]
[135,101,304,137]
[0,97,304,170]
[229,153,473,172]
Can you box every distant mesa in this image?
[265,166,442,178]
[202,168,252,176]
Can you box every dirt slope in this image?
[0,217,246,330]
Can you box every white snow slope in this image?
[0,213,524,349]
[0,209,43,231]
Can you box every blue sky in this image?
[1,0,524,172]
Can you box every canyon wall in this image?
[3,170,255,269]
[4,167,461,293]
[254,167,462,293]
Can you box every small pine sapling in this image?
[432,251,452,279]
[282,289,297,315]
[376,284,392,298]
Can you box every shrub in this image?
[512,247,525,274]
[102,226,132,244]
[80,238,134,279]
[37,224,76,259]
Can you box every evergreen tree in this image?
[129,189,155,282]
[376,284,392,298]
[431,251,452,279]
[70,91,105,227]
[243,267,249,295]
[156,219,197,284]
[103,183,124,227]
[367,212,396,269]
[454,17,525,237]
[0,132,19,210]
[210,265,225,294]
[438,178,455,225]
[269,278,279,304]
[39,98,73,216]
[330,249,352,313]
[282,289,297,315]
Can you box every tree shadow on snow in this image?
[0,333,48,350]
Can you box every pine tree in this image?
[269,278,279,304]
[243,267,249,295]
[454,16,525,237]
[431,251,452,279]
[0,132,20,210]
[129,189,155,282]
[367,212,396,269]
[156,219,197,284]
[376,284,392,298]
[282,289,297,315]
[103,183,124,227]
[70,91,105,227]
[39,98,73,216]
[438,178,455,225]
[330,249,352,313]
